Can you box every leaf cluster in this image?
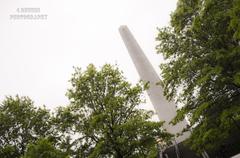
[156,0,240,153]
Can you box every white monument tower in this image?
[119,25,189,143]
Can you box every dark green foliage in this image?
[156,0,240,153]
[22,138,68,158]
[0,96,53,157]
[0,145,20,158]
[55,64,172,157]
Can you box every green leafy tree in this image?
[0,145,19,158]
[0,96,53,157]
[55,64,172,158]
[156,0,240,154]
[22,138,69,158]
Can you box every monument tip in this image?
[119,25,128,32]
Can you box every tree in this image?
[55,64,172,158]
[0,96,54,157]
[22,138,69,158]
[156,0,240,154]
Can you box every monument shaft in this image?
[119,26,189,142]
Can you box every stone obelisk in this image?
[119,25,189,142]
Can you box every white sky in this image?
[0,0,177,111]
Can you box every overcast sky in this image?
[0,0,177,111]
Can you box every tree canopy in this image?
[22,138,69,158]
[55,64,172,157]
[156,0,240,154]
[0,96,53,158]
[0,64,172,158]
